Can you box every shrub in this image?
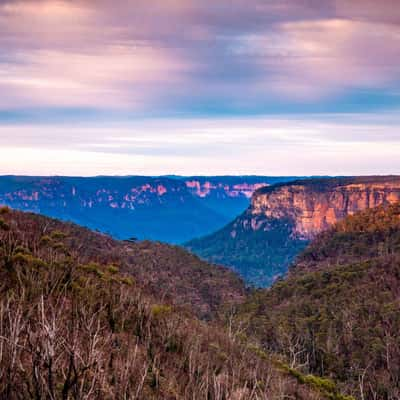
[108,265,119,274]
[0,218,10,231]
[151,304,172,318]
[50,230,67,240]
[0,206,10,215]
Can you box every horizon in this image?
[1,173,400,179]
[1,1,400,175]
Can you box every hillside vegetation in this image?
[234,203,400,399]
[0,207,331,399]
[297,202,400,269]
[0,208,246,318]
[186,213,307,286]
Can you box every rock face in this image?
[186,176,400,286]
[182,176,301,220]
[251,177,400,239]
[0,175,299,243]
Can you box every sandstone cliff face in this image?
[185,180,269,199]
[187,177,400,286]
[0,176,272,213]
[250,178,400,240]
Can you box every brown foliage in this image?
[0,209,321,399]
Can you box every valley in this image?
[0,175,300,244]
[186,176,400,286]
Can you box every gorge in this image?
[0,175,299,243]
[187,176,400,286]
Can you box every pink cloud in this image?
[234,18,400,100]
[0,0,400,110]
[0,0,193,109]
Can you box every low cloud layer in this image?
[1,114,400,176]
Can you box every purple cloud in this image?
[0,0,399,112]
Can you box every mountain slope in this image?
[0,175,300,243]
[186,211,307,286]
[186,176,400,286]
[234,203,400,399]
[0,207,333,400]
[295,201,400,270]
[0,206,245,318]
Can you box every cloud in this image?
[1,113,400,175]
[335,0,400,25]
[0,0,399,176]
[0,46,190,109]
[232,18,400,100]
[0,1,194,110]
[1,0,400,115]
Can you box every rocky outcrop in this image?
[187,176,400,287]
[185,180,269,199]
[250,176,400,239]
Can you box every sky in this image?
[0,0,400,176]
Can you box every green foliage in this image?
[187,214,308,286]
[39,235,53,245]
[14,246,31,255]
[298,203,400,267]
[107,264,119,274]
[80,262,105,278]
[151,304,172,318]
[304,375,354,400]
[12,253,48,269]
[50,230,68,240]
[270,359,354,399]
[119,276,134,286]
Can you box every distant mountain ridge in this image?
[0,175,301,243]
[180,175,301,220]
[186,176,400,286]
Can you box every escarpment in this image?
[0,175,296,243]
[251,176,400,240]
[186,176,400,286]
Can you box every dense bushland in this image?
[297,202,400,269]
[0,207,325,399]
[186,214,308,286]
[234,204,400,399]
